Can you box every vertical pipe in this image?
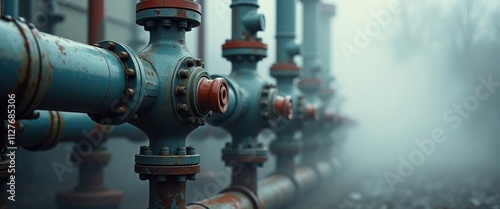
[3,0,17,17]
[270,0,302,176]
[198,0,205,61]
[300,0,321,78]
[88,0,105,44]
[320,4,335,83]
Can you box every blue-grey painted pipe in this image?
[300,0,321,77]
[276,0,300,63]
[3,0,18,17]
[0,18,127,119]
[16,111,147,150]
[319,4,336,89]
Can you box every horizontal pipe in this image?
[188,162,332,209]
[0,18,126,119]
[16,111,146,150]
[258,174,296,209]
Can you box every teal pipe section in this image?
[3,0,18,17]
[0,17,129,120]
[15,111,147,150]
[270,0,320,176]
[298,0,330,168]
[319,4,336,88]
[207,0,293,197]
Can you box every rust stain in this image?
[176,9,187,18]
[55,41,67,56]
[178,39,185,45]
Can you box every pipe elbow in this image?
[286,42,301,58]
[243,12,266,34]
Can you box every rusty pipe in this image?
[187,162,333,209]
[88,0,105,44]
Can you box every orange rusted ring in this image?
[221,186,263,209]
[25,111,63,151]
[298,77,322,85]
[136,0,201,13]
[270,63,301,71]
[222,41,267,50]
[135,164,200,175]
[198,77,229,114]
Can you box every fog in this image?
[15,0,500,208]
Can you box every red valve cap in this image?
[274,96,293,120]
[305,104,319,121]
[198,77,229,114]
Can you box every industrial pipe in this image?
[88,0,105,44]
[130,1,229,208]
[298,0,330,168]
[0,0,231,207]
[15,111,147,151]
[187,162,333,209]
[270,0,319,176]
[206,0,294,196]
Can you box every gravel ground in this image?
[290,166,500,209]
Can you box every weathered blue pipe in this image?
[298,0,327,167]
[319,4,336,87]
[207,0,294,197]
[0,17,133,120]
[16,111,147,150]
[3,0,18,17]
[270,0,316,177]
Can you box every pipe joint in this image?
[243,12,266,34]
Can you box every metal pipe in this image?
[0,18,128,120]
[298,0,327,167]
[3,0,17,17]
[132,1,230,208]
[319,4,336,86]
[88,0,105,44]
[187,162,332,209]
[15,111,147,151]
[198,0,205,61]
[206,0,294,196]
[270,0,320,176]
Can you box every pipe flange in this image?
[222,40,267,61]
[270,63,301,78]
[297,78,322,95]
[78,150,112,165]
[136,7,201,30]
[259,83,279,128]
[134,164,200,176]
[135,154,200,166]
[220,186,263,209]
[172,57,214,127]
[88,41,145,125]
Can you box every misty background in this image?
[15,0,500,208]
